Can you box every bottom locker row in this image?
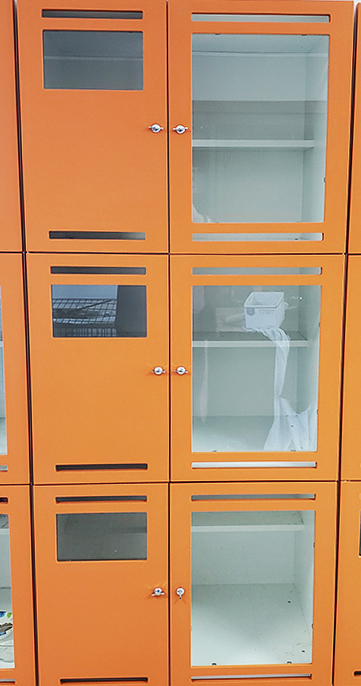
[5,482,361,686]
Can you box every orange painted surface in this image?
[17,0,168,253]
[171,254,344,482]
[27,253,169,484]
[334,482,361,686]
[348,6,361,253]
[340,256,361,479]
[169,0,353,254]
[0,0,22,250]
[34,483,168,685]
[0,254,29,484]
[171,481,337,686]
[0,485,36,685]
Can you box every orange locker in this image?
[27,253,169,484]
[34,483,168,686]
[171,254,344,482]
[0,485,36,685]
[168,0,353,254]
[340,255,361,479]
[17,0,168,253]
[347,5,361,253]
[334,482,361,686]
[0,0,22,251]
[171,481,337,686]
[0,254,29,484]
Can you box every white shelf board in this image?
[193,332,308,348]
[192,511,304,532]
[191,583,312,667]
[193,139,315,150]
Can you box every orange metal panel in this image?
[334,482,361,686]
[169,0,353,254]
[0,254,29,484]
[171,254,344,482]
[27,253,169,484]
[348,6,361,253]
[340,256,361,479]
[17,0,168,253]
[0,485,36,685]
[0,0,22,251]
[34,483,168,686]
[171,481,337,686]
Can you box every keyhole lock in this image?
[174,366,188,375]
[152,587,165,597]
[173,125,188,134]
[176,587,185,599]
[152,366,166,375]
[149,124,164,133]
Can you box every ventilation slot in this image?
[51,267,146,275]
[60,679,148,684]
[192,267,321,275]
[0,467,8,472]
[0,498,9,503]
[191,461,317,469]
[192,13,329,22]
[192,233,323,243]
[56,463,148,472]
[42,10,143,19]
[56,496,147,503]
[49,231,145,241]
[191,494,315,501]
[191,675,312,681]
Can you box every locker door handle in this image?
[174,366,189,375]
[151,587,166,596]
[176,587,185,599]
[173,125,188,134]
[152,366,166,375]
[149,124,164,133]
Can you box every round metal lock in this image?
[152,366,166,375]
[149,124,164,133]
[173,125,188,134]
[176,587,185,599]
[174,366,188,375]
[152,587,165,597]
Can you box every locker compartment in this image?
[0,255,29,484]
[27,254,169,484]
[171,255,344,482]
[334,482,361,686]
[17,0,167,253]
[0,486,36,685]
[171,481,337,686]
[0,0,22,251]
[169,0,353,253]
[34,483,168,686]
[347,6,361,253]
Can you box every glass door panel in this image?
[0,514,13,668]
[191,509,315,666]
[192,34,328,224]
[192,284,320,453]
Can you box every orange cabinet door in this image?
[340,256,361,479]
[0,255,29,484]
[27,253,168,484]
[171,254,344,482]
[17,0,167,253]
[0,0,22,251]
[348,6,361,253]
[34,483,168,686]
[334,482,361,686]
[0,486,36,685]
[169,0,353,254]
[171,481,337,686]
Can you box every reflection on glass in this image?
[52,285,147,338]
[43,30,143,90]
[192,284,320,453]
[192,34,329,224]
[0,515,13,668]
[57,512,147,561]
[191,510,315,666]
[0,295,6,455]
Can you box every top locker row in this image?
[4,0,361,254]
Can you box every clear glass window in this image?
[43,30,143,90]
[192,34,329,225]
[56,512,147,561]
[0,515,13,668]
[191,509,315,666]
[51,284,147,338]
[192,284,320,453]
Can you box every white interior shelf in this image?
[191,583,312,667]
[193,332,308,348]
[193,139,315,150]
[192,511,305,532]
